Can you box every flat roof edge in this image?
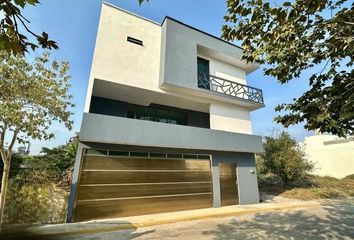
[103,2,244,51]
[102,1,160,26]
[162,16,244,51]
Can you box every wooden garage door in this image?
[73,153,212,221]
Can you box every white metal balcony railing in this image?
[198,72,264,104]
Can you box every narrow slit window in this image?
[127,36,143,46]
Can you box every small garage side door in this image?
[73,152,212,221]
[219,162,239,206]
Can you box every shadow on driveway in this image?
[202,200,354,239]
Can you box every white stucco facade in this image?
[302,135,354,179]
[198,53,247,85]
[84,2,263,135]
[210,103,252,134]
[84,4,163,112]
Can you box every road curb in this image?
[16,201,321,239]
[129,202,320,229]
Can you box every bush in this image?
[255,155,268,175]
[0,136,77,224]
[4,181,68,224]
[260,132,314,186]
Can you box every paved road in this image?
[73,199,354,240]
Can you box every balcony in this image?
[198,72,264,104]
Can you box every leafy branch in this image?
[0,0,58,54]
[222,0,354,137]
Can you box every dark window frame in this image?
[197,57,210,90]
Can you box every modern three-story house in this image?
[67,2,265,222]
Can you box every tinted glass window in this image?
[127,104,187,126]
[109,151,129,156]
[86,149,108,156]
[135,106,150,121]
[130,152,149,157]
[156,109,169,123]
[169,111,187,125]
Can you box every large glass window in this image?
[90,97,209,128]
[169,111,187,125]
[127,104,187,126]
[156,109,169,123]
[135,106,151,121]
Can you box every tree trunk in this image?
[0,159,10,226]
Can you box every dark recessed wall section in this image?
[89,96,127,118]
[90,96,210,129]
[150,104,210,129]
[127,36,143,46]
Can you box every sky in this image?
[19,0,316,154]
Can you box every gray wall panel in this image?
[212,152,259,205]
[80,113,263,153]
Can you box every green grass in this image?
[258,174,354,200]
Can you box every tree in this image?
[1,0,151,55]
[0,0,58,54]
[0,51,73,224]
[259,132,314,185]
[37,135,78,185]
[222,0,354,137]
[16,144,30,155]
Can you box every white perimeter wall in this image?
[304,135,354,179]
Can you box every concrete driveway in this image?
[77,199,354,240]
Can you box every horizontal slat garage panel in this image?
[77,182,212,200]
[74,155,212,221]
[82,156,210,171]
[74,193,212,221]
[79,170,211,184]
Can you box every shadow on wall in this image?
[202,200,354,240]
[0,221,155,240]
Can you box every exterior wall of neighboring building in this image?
[302,135,354,179]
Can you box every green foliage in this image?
[10,136,78,186]
[0,51,73,222]
[36,135,78,184]
[0,51,74,146]
[16,145,30,155]
[255,155,268,175]
[4,182,68,224]
[223,0,354,137]
[259,132,314,185]
[1,136,77,224]
[0,0,58,54]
